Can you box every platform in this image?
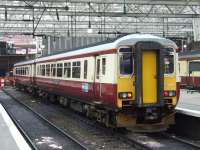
[176,89,200,117]
[0,103,31,150]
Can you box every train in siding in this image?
[13,34,180,132]
[179,50,200,89]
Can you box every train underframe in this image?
[15,83,175,132]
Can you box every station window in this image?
[164,49,174,74]
[46,64,50,76]
[102,58,106,75]
[72,61,81,78]
[84,60,88,79]
[64,62,71,78]
[96,59,100,79]
[57,63,63,77]
[119,47,133,75]
[51,64,56,77]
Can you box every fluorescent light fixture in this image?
[87,28,93,33]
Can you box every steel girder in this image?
[0,0,198,38]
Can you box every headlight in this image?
[119,92,132,99]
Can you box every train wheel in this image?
[49,94,56,103]
[63,98,70,107]
[59,97,64,105]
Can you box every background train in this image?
[179,50,200,89]
[13,34,180,132]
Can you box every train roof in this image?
[14,34,177,66]
[179,50,200,60]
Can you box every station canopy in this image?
[0,0,199,38]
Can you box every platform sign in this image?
[193,18,200,42]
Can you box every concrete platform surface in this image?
[176,89,200,117]
[0,103,31,150]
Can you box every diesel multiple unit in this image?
[13,34,180,132]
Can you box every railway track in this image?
[122,131,200,150]
[2,89,89,150]
[161,132,200,149]
[3,87,200,150]
[2,105,38,150]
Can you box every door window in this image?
[96,59,100,79]
[102,58,106,75]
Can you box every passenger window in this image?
[25,67,28,76]
[42,65,45,76]
[25,67,27,75]
[119,47,133,75]
[84,60,88,79]
[57,63,63,77]
[96,59,100,79]
[37,66,40,75]
[46,64,50,76]
[102,58,106,75]
[72,61,81,78]
[64,62,71,78]
[22,68,24,75]
[51,64,56,77]
[39,65,41,75]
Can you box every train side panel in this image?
[34,54,118,109]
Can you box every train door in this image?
[142,51,157,104]
[94,56,106,102]
[32,63,36,84]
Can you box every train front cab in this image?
[116,42,178,131]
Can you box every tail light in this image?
[119,92,132,99]
[163,90,176,97]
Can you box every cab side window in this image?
[119,47,134,75]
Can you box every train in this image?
[179,50,200,89]
[13,34,180,132]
